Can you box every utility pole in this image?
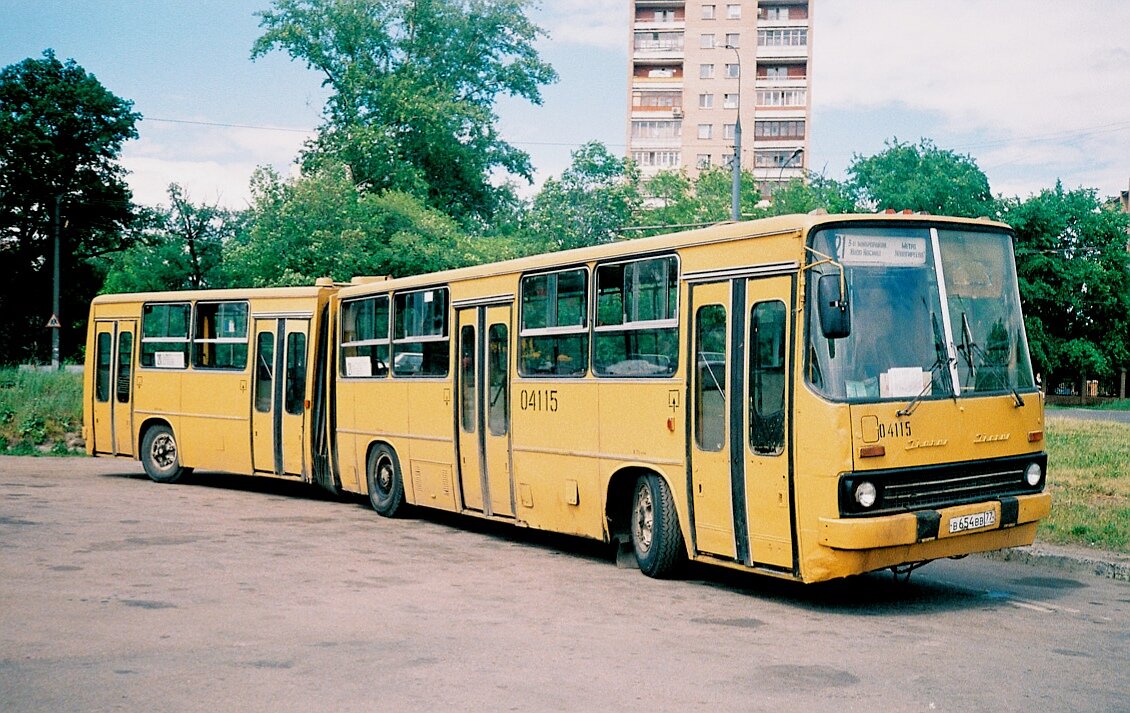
[51,194,61,370]
[725,44,742,223]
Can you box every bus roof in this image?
[90,282,335,305]
[336,212,1011,298]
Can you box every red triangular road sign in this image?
[46,314,61,329]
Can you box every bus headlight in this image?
[1024,462,1043,487]
[854,481,878,508]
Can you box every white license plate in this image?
[948,509,997,534]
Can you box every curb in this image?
[979,542,1130,582]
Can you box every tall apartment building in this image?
[627,0,812,195]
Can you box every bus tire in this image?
[367,444,406,517]
[631,473,684,578]
[140,424,190,484]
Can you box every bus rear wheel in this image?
[141,424,190,484]
[631,474,684,578]
[367,444,406,517]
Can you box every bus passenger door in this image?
[91,319,137,457]
[456,305,514,517]
[252,318,310,477]
[688,283,737,559]
[743,277,794,570]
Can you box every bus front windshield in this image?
[806,225,1036,403]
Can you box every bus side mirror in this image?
[818,274,851,339]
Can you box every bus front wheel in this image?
[366,444,406,517]
[140,424,190,484]
[631,474,684,578]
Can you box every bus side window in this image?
[255,332,274,413]
[95,332,112,402]
[694,305,726,451]
[116,332,133,403]
[750,300,786,455]
[285,332,306,415]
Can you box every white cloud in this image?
[539,0,628,51]
[122,121,313,209]
[815,0,1130,196]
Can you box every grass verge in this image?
[0,367,84,456]
[1042,415,1130,553]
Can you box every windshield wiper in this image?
[898,313,954,417]
[956,312,1024,407]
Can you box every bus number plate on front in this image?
[948,509,996,534]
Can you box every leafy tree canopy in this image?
[847,138,994,217]
[0,50,139,364]
[1001,182,1130,385]
[100,184,239,294]
[252,0,558,222]
[223,164,471,287]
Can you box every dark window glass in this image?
[594,256,679,377]
[750,301,786,455]
[141,303,190,368]
[95,332,112,403]
[393,288,449,377]
[341,296,390,377]
[519,269,588,377]
[488,324,509,436]
[460,325,476,433]
[116,332,133,403]
[193,301,248,370]
[255,332,275,413]
[694,305,727,451]
[285,332,306,415]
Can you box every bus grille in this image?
[838,454,1047,517]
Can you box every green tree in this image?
[0,50,139,364]
[847,138,995,217]
[100,184,238,293]
[224,164,469,286]
[526,142,641,251]
[1000,182,1130,391]
[251,0,557,222]
[764,174,857,216]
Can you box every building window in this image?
[520,269,588,377]
[725,63,740,79]
[757,29,808,46]
[765,66,788,80]
[697,154,712,169]
[755,89,806,107]
[723,93,738,109]
[700,33,715,49]
[634,91,682,110]
[754,149,805,168]
[653,10,676,22]
[699,93,714,109]
[698,124,713,140]
[632,150,681,168]
[635,31,684,51]
[594,256,679,378]
[754,119,806,139]
[727,4,742,19]
[702,4,716,20]
[632,120,682,139]
[699,63,715,79]
[762,6,789,21]
[725,33,740,48]
[723,123,736,140]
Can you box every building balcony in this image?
[634,20,686,32]
[633,47,686,60]
[756,45,809,59]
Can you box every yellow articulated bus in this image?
[85,213,1050,583]
[85,280,340,491]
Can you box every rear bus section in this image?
[84,282,339,490]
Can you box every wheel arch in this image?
[605,465,686,547]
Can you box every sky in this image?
[2,0,1129,210]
